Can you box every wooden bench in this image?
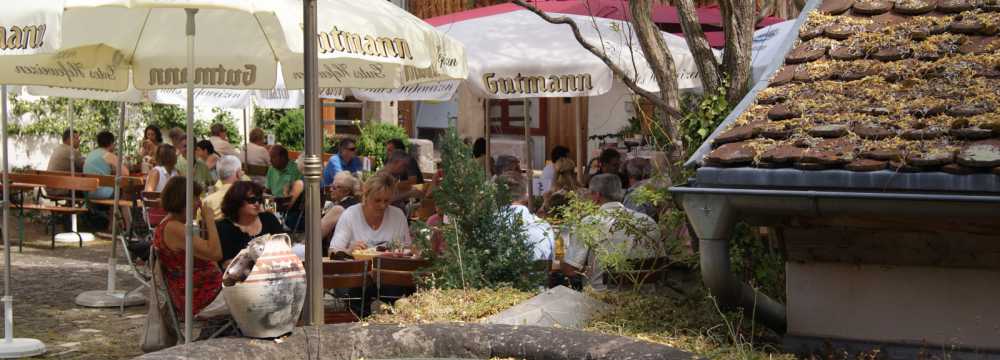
[10,173,99,249]
[322,260,369,323]
[372,256,430,301]
[287,151,334,163]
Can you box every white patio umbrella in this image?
[435,10,707,99]
[431,9,711,200]
[0,0,467,343]
[0,87,47,358]
[0,1,64,356]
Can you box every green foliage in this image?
[8,96,118,153]
[729,223,785,302]
[266,109,306,151]
[417,127,541,291]
[252,108,287,131]
[357,122,408,169]
[7,95,247,156]
[252,108,339,152]
[208,107,242,143]
[557,191,676,290]
[680,83,731,157]
[139,103,188,134]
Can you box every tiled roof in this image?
[704,0,1000,177]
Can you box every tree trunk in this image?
[674,0,724,93]
[720,0,757,104]
[629,0,684,179]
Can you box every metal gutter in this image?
[695,164,1000,194]
[684,0,820,168]
[670,185,1000,204]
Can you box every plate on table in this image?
[351,248,380,261]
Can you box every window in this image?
[488,99,547,136]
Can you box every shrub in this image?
[357,122,408,169]
[263,109,306,151]
[416,127,541,291]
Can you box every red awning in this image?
[424,0,785,48]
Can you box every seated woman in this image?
[84,131,132,234]
[145,144,178,193]
[140,125,163,174]
[540,157,582,217]
[196,140,221,185]
[328,173,412,316]
[329,173,411,254]
[215,181,285,266]
[151,176,226,320]
[319,171,362,250]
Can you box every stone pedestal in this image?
[409,138,435,174]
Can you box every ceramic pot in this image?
[222,234,306,338]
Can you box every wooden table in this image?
[1,182,43,251]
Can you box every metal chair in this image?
[148,246,233,344]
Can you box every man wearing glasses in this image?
[322,138,363,189]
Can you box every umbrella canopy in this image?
[432,9,712,99]
[750,20,795,85]
[0,0,469,342]
[0,0,467,91]
[21,68,347,109]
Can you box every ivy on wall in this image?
[7,94,241,158]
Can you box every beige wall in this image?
[364,101,398,125]
[787,262,1000,351]
[456,82,484,140]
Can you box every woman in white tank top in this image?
[145,144,179,193]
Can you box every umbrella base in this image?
[0,338,46,358]
[54,232,95,244]
[74,290,145,308]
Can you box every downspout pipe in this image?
[679,192,787,333]
[671,185,1000,334]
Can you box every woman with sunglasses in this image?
[215,181,285,267]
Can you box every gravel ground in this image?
[2,223,145,359]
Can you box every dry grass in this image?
[586,290,795,360]
[371,286,796,360]
[367,287,536,324]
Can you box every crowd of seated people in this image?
[45,124,665,335]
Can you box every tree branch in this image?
[627,0,684,171]
[511,0,686,180]
[674,0,724,92]
[757,0,776,25]
[720,0,756,104]
[510,0,682,119]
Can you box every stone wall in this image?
[137,323,696,360]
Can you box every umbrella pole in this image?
[56,100,94,246]
[303,0,324,327]
[523,100,532,211]
[184,8,198,343]
[75,103,143,308]
[576,98,584,185]
[0,85,46,357]
[243,106,249,157]
[483,99,490,174]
